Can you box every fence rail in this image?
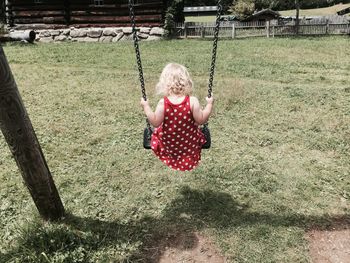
[174,21,350,38]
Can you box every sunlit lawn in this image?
[0,36,349,262]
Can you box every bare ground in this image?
[306,220,350,263]
[143,231,227,263]
[142,220,350,263]
[146,229,350,263]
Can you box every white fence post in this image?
[232,23,235,39]
[201,25,205,38]
[266,20,270,38]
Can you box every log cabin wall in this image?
[1,0,5,24]
[6,0,166,29]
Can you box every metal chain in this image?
[129,0,221,135]
[207,0,222,98]
[128,0,151,133]
[203,0,222,132]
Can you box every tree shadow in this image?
[1,186,349,262]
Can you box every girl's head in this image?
[156,63,193,96]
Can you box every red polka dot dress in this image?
[151,96,206,171]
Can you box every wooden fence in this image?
[5,0,165,29]
[174,20,350,38]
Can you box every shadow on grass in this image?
[2,186,349,262]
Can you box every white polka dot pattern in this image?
[150,96,206,171]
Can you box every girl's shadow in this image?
[2,186,349,262]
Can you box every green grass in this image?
[185,15,217,22]
[279,3,350,16]
[0,37,349,262]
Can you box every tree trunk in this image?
[295,0,300,35]
[0,46,65,221]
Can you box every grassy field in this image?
[186,3,350,22]
[279,3,350,16]
[0,37,349,262]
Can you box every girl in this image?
[141,63,214,171]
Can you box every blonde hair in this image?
[156,63,193,96]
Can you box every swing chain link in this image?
[129,0,222,141]
[128,0,152,134]
[204,0,222,133]
[207,0,222,98]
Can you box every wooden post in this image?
[0,46,65,221]
[266,20,270,38]
[64,0,71,26]
[295,0,300,35]
[184,22,187,38]
[201,25,205,38]
[272,25,275,37]
[232,23,235,39]
[325,20,329,35]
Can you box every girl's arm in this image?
[140,98,164,127]
[191,96,214,125]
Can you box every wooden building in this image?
[183,6,218,17]
[244,9,280,22]
[5,0,166,29]
[337,7,350,16]
[0,0,5,23]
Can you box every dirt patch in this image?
[144,231,227,263]
[306,222,350,263]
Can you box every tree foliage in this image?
[164,0,184,37]
[231,0,255,20]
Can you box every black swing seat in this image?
[143,127,153,149]
[143,125,211,149]
[201,125,211,149]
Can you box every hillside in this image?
[185,3,350,22]
[279,3,350,16]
